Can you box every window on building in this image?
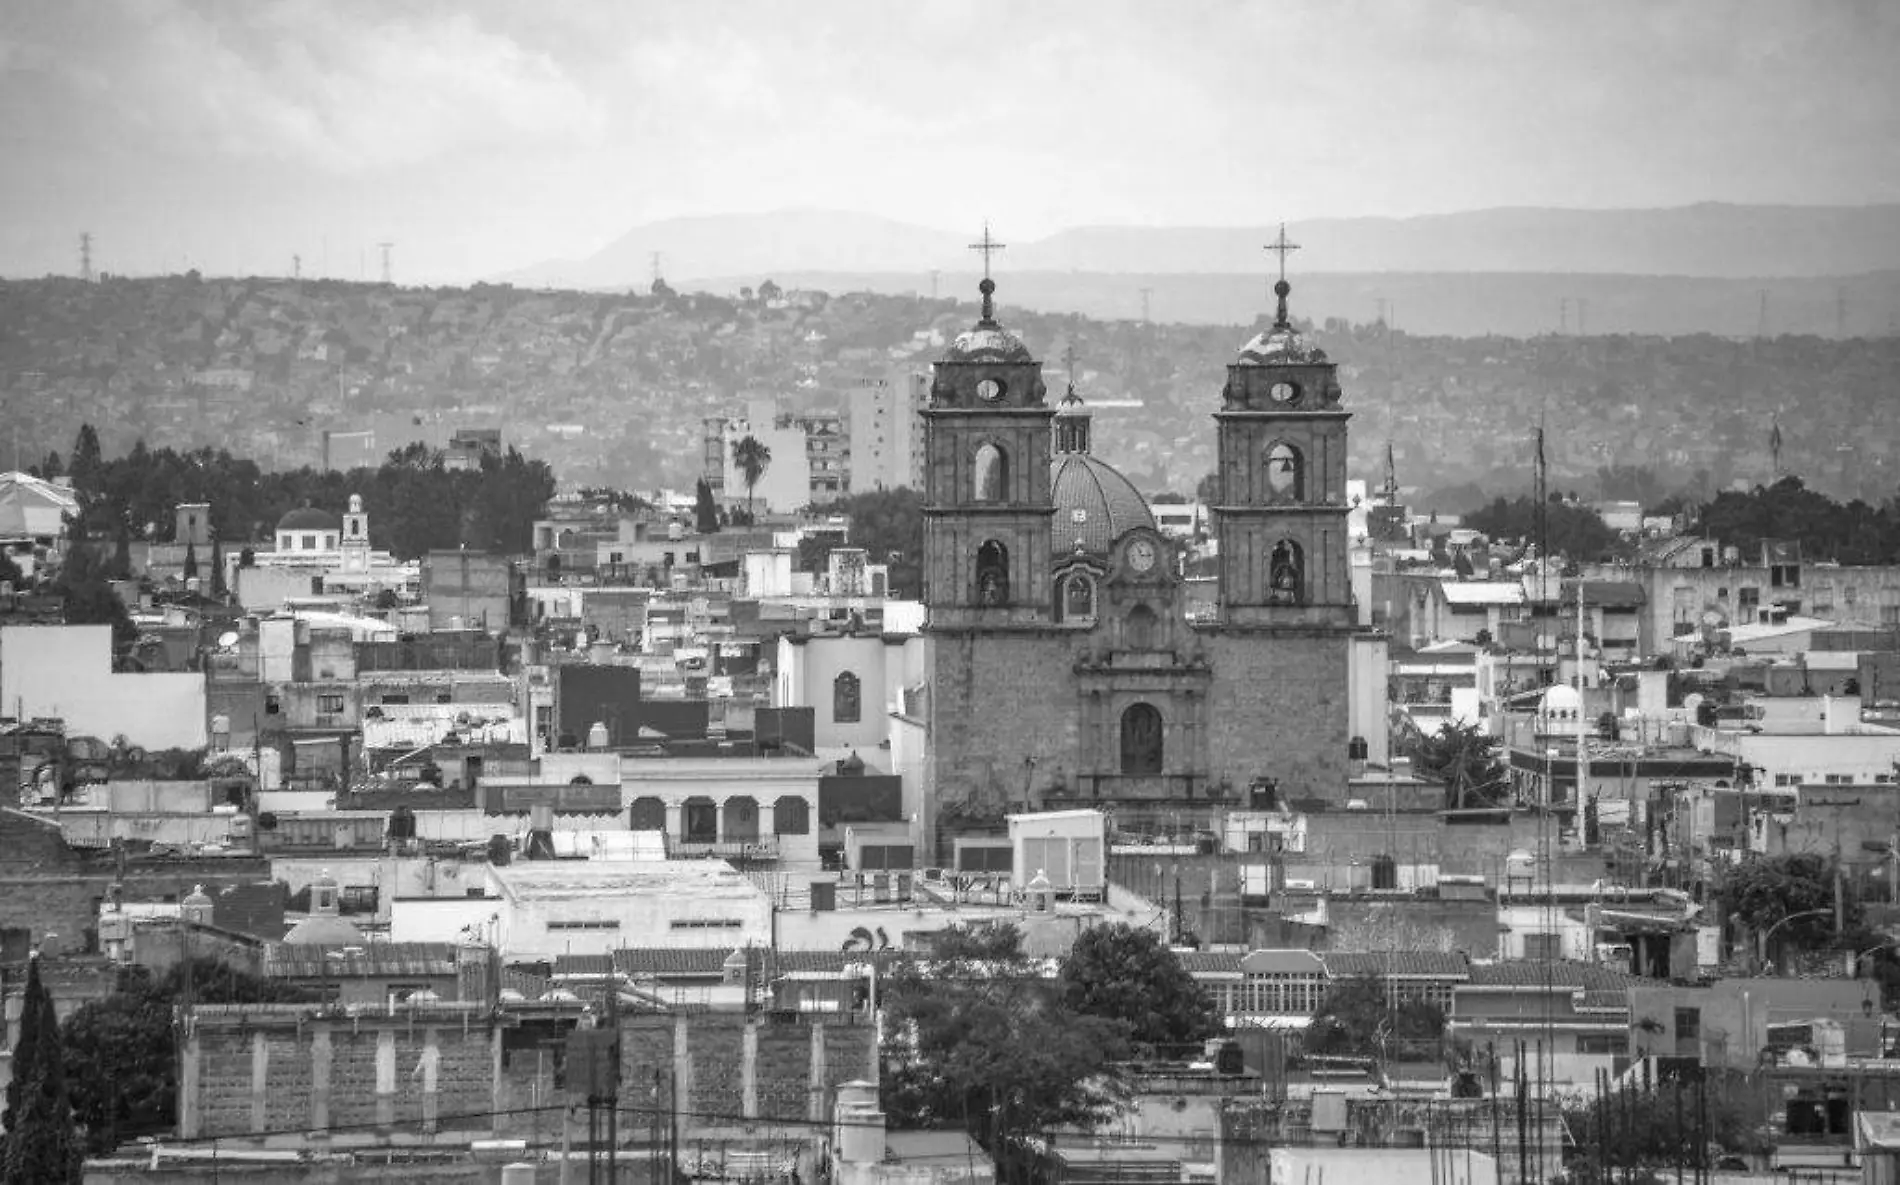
[1523,933,1561,960]
[302,534,317,550]
[1120,702,1164,775]
[773,796,810,835]
[1269,539,1304,603]
[669,919,743,930]
[1126,603,1158,649]
[833,671,862,724]
[381,694,410,705]
[548,920,621,931]
[972,443,1008,503]
[318,693,345,714]
[1674,1006,1701,1043]
[1062,574,1095,621]
[628,797,665,830]
[265,694,281,716]
[1578,1034,1629,1055]
[1739,587,1760,612]
[975,540,1010,606]
[1265,442,1305,501]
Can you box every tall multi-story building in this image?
[844,369,928,492]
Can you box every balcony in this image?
[1073,773,1207,802]
[667,836,780,861]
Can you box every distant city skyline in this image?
[2,0,1897,283]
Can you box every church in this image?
[921,255,1358,842]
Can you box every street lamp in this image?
[1757,907,1833,973]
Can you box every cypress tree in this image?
[0,958,85,1183]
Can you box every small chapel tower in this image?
[1213,226,1355,629]
[340,493,371,574]
[920,228,1055,629]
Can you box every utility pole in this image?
[378,242,394,285]
[79,232,93,282]
[929,269,940,301]
[292,254,301,281]
[1558,297,1569,335]
[1577,297,1589,337]
[650,252,664,287]
[1757,289,1769,339]
[1139,286,1152,324]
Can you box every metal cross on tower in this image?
[968,223,1007,278]
[1264,223,1301,284]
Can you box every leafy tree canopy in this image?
[1305,975,1445,1060]
[62,958,312,1154]
[1405,719,1512,811]
[882,924,1132,1150]
[1,958,85,1183]
[1058,923,1220,1051]
[1714,853,1857,954]
[1464,495,1620,562]
[817,487,922,598]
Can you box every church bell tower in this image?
[1213,227,1354,630]
[921,228,1055,630]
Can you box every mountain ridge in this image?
[501,203,1900,289]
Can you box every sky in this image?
[2,0,1897,283]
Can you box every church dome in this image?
[943,323,1033,364]
[1238,324,1327,366]
[1238,279,1327,365]
[1051,454,1156,560]
[277,506,341,533]
[942,276,1033,363]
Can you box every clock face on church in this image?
[1269,381,1296,404]
[976,378,1004,403]
[1127,539,1157,573]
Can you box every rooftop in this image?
[489,858,765,904]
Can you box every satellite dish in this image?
[217,631,240,649]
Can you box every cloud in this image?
[90,0,608,173]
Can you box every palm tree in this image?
[731,435,772,521]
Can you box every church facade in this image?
[921,274,1357,841]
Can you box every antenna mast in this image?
[80,232,93,282]
[378,242,394,285]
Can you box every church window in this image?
[1120,703,1164,775]
[976,540,1010,606]
[302,534,317,550]
[834,671,862,724]
[1126,603,1158,649]
[1269,540,1305,604]
[1266,442,1305,501]
[1062,574,1095,621]
[628,797,665,830]
[973,443,1008,502]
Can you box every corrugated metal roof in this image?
[265,941,459,979]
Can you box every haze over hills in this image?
[505,203,1900,291]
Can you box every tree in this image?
[0,550,23,589]
[882,924,1131,1172]
[181,542,198,581]
[1560,1067,1767,1183]
[56,546,137,656]
[1058,923,1219,1051]
[1,958,85,1183]
[1714,853,1856,964]
[1305,975,1445,1061]
[1407,719,1511,811]
[823,487,923,598]
[1464,494,1619,561]
[730,435,772,520]
[693,478,720,535]
[62,958,312,1154]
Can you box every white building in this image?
[484,859,773,960]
